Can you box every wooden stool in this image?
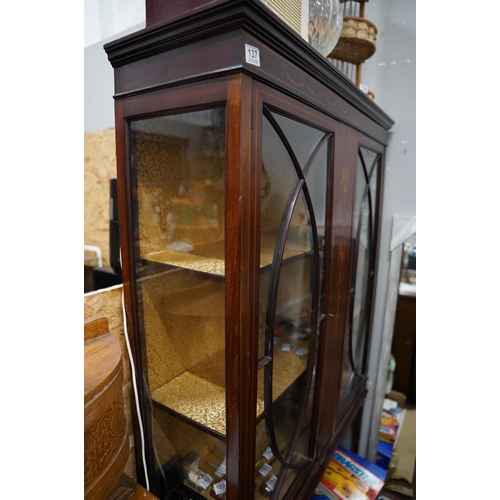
[84,316,159,500]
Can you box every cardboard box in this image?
[385,390,407,409]
[384,409,415,498]
[316,447,386,500]
[379,411,399,444]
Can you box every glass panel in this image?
[255,410,283,499]
[151,408,226,498]
[130,109,226,497]
[351,197,370,368]
[364,148,378,180]
[254,372,315,500]
[352,148,379,372]
[271,111,325,171]
[259,114,307,359]
[339,147,380,407]
[256,109,328,499]
[306,142,328,310]
[369,157,378,228]
[352,157,366,239]
[271,229,313,452]
[260,115,301,264]
[132,109,225,276]
[259,115,328,356]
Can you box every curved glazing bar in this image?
[261,108,327,470]
[263,181,313,469]
[270,110,328,172]
[264,184,319,468]
[347,148,380,375]
[348,182,371,372]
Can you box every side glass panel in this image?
[307,145,328,308]
[255,109,329,499]
[130,109,228,498]
[339,147,380,407]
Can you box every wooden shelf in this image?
[143,234,311,279]
[258,336,310,401]
[152,371,254,436]
[145,246,226,277]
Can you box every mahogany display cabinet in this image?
[104,1,394,499]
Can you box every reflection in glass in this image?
[255,108,329,499]
[129,109,227,493]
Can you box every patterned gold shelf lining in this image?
[152,372,239,435]
[259,339,309,398]
[145,240,309,277]
[145,248,226,276]
[152,342,308,436]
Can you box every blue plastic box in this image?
[376,440,394,470]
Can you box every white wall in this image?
[84,0,145,132]
[85,0,145,48]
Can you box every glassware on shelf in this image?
[308,0,344,57]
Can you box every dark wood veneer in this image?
[146,0,231,27]
[105,0,393,141]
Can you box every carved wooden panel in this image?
[84,320,129,499]
[84,285,136,479]
[84,393,126,487]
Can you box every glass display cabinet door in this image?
[129,107,228,498]
[339,145,381,407]
[254,106,331,499]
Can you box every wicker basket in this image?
[327,16,377,64]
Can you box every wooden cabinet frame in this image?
[105,2,393,498]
